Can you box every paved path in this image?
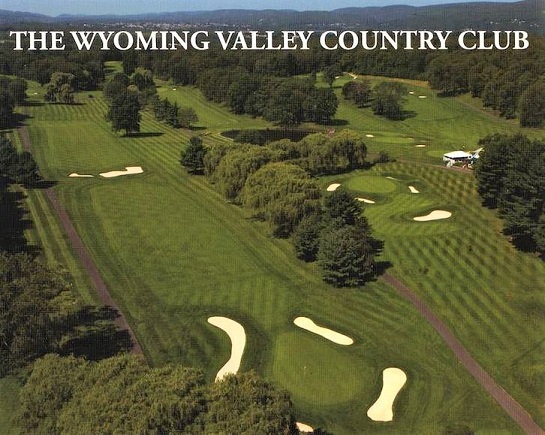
[383,273,544,435]
[19,122,143,356]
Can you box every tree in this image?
[18,355,298,435]
[105,91,141,135]
[7,78,27,104]
[323,64,341,88]
[371,81,408,120]
[292,214,322,262]
[44,72,75,104]
[498,140,545,251]
[474,133,517,208]
[324,188,362,226]
[342,80,372,107]
[297,130,368,176]
[103,73,130,102]
[318,224,376,287]
[0,136,41,185]
[519,80,545,128]
[204,372,298,435]
[0,90,15,127]
[213,146,275,201]
[475,133,545,252]
[303,88,338,124]
[17,354,90,434]
[242,162,321,237]
[179,106,198,129]
[0,252,130,376]
[180,136,206,174]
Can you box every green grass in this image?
[9,73,545,434]
[322,73,543,164]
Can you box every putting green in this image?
[272,332,368,406]
[345,175,397,194]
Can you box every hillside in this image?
[0,0,542,32]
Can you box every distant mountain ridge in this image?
[0,0,542,32]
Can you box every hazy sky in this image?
[3,0,521,17]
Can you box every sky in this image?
[1,0,521,17]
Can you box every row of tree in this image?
[294,188,377,286]
[475,133,544,253]
[0,76,27,127]
[0,135,131,375]
[0,136,40,185]
[181,131,379,286]
[198,71,338,127]
[0,43,106,90]
[426,39,545,126]
[153,97,198,129]
[17,354,298,434]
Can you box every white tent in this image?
[443,151,471,161]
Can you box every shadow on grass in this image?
[57,305,133,361]
[320,119,349,126]
[20,100,45,107]
[122,132,164,138]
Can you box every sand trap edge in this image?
[367,367,407,422]
[296,422,314,433]
[413,210,452,221]
[294,317,353,345]
[207,316,247,381]
[99,166,144,178]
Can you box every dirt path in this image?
[19,122,143,356]
[383,273,544,435]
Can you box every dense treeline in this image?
[0,43,106,90]
[0,76,27,127]
[0,136,40,185]
[475,133,545,253]
[0,135,131,375]
[17,354,297,435]
[426,38,545,125]
[2,33,544,126]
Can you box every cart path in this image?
[19,123,144,356]
[383,273,544,435]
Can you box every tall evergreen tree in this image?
[180,136,206,174]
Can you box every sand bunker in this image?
[386,176,399,181]
[367,367,407,422]
[414,210,452,221]
[408,91,415,95]
[296,422,314,433]
[327,183,341,192]
[418,95,428,99]
[99,166,143,178]
[408,186,419,194]
[356,197,376,204]
[365,134,375,138]
[294,317,353,345]
[349,73,357,80]
[68,173,94,178]
[207,316,246,381]
[415,144,426,148]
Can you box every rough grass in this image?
[0,377,20,435]
[7,73,543,434]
